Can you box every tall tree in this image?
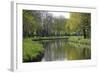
[66,12,82,34]
[66,12,91,38]
[23,10,42,37]
[80,13,91,38]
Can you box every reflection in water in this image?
[40,39,91,61]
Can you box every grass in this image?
[23,38,44,62]
[68,36,91,45]
[32,36,68,41]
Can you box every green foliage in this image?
[23,10,35,37]
[23,10,42,37]
[68,36,90,45]
[23,38,44,62]
[66,13,82,32]
[66,12,91,38]
[80,13,91,38]
[23,10,68,37]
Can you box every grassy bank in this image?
[32,36,68,41]
[68,36,90,45]
[23,38,44,62]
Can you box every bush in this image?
[23,38,44,62]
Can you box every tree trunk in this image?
[83,28,86,39]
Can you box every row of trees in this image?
[23,10,67,37]
[23,10,91,39]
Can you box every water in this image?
[39,39,91,61]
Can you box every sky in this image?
[48,12,70,19]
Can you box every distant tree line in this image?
[23,10,67,37]
[23,10,91,39]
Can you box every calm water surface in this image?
[39,39,91,61]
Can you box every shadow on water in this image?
[38,39,91,61]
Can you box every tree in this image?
[80,13,91,38]
[23,10,42,37]
[53,16,67,36]
[41,12,54,36]
[66,12,82,34]
[66,12,91,38]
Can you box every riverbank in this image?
[32,36,68,41]
[23,36,91,62]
